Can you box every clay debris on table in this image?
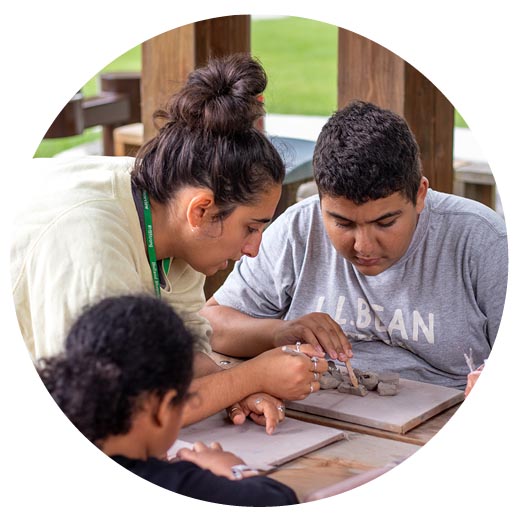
[320,361,400,396]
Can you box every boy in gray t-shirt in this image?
[202,101,508,390]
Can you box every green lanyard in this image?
[142,190,170,298]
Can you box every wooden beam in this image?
[338,29,454,194]
[44,73,141,155]
[44,92,84,138]
[141,15,251,142]
[82,93,130,128]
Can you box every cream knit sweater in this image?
[11,156,212,360]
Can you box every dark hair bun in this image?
[161,53,267,134]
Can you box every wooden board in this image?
[286,378,464,434]
[286,404,460,446]
[167,412,346,471]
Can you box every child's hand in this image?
[176,441,250,479]
[465,364,485,397]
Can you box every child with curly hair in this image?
[37,294,298,507]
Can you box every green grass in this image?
[82,46,142,97]
[454,111,467,127]
[252,17,338,116]
[34,128,102,158]
[35,16,466,157]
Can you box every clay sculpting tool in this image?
[344,358,359,388]
[343,333,358,387]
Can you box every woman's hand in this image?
[248,343,329,401]
[272,312,353,362]
[176,441,247,479]
[227,393,286,435]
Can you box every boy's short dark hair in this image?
[313,100,423,204]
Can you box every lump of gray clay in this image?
[377,382,399,396]
[337,381,368,396]
[319,373,340,390]
[377,372,400,385]
[357,371,379,391]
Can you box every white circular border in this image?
[2,1,519,519]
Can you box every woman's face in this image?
[187,184,282,276]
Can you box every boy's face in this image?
[320,178,428,276]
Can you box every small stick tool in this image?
[345,358,359,388]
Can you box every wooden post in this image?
[338,29,454,194]
[141,15,251,142]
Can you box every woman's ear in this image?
[186,190,215,228]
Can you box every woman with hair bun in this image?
[12,53,328,430]
[38,294,298,506]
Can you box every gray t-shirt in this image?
[214,190,508,389]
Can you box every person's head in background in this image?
[313,100,429,276]
[132,53,285,276]
[37,294,194,459]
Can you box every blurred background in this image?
[36,15,500,224]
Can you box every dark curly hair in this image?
[37,295,194,446]
[132,53,285,220]
[313,100,423,205]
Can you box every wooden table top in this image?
[268,432,418,502]
[267,404,459,502]
[209,351,462,502]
